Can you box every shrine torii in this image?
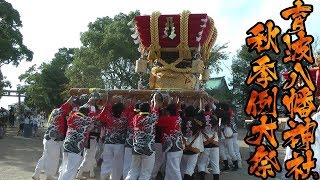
[1,89,25,107]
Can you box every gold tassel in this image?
[186,49,192,59]
[149,71,156,89]
[148,51,155,61]
[149,59,154,67]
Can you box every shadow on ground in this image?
[0,127,286,180]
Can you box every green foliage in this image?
[0,0,33,66]
[19,48,74,112]
[207,88,232,102]
[207,43,229,73]
[230,45,254,107]
[196,43,231,104]
[0,68,11,95]
[203,43,232,102]
[67,11,142,89]
[66,47,105,88]
[0,0,33,95]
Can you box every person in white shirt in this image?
[32,114,39,137]
[24,114,31,125]
[217,103,238,171]
[38,113,45,127]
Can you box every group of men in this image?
[32,92,242,180]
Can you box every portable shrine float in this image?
[69,11,218,100]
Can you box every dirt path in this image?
[0,126,285,180]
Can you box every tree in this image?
[204,43,232,100]
[66,47,105,88]
[0,69,11,92]
[206,86,232,102]
[67,11,143,89]
[19,48,74,112]
[0,0,33,95]
[207,43,230,73]
[230,45,254,108]
[312,35,320,66]
[0,0,33,66]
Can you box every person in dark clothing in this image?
[150,94,165,180]
[180,103,204,180]
[16,114,24,136]
[9,107,15,127]
[157,98,183,180]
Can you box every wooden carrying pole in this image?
[69,88,218,102]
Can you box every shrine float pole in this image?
[69,88,218,102]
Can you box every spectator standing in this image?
[25,113,31,125]
[38,113,45,128]
[32,114,39,137]
[9,107,15,127]
[17,114,25,136]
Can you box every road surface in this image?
[0,127,286,180]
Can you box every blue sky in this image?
[1,0,320,108]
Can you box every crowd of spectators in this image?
[0,106,45,138]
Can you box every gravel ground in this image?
[0,126,285,180]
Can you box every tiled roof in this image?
[205,76,228,90]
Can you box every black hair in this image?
[112,102,124,118]
[166,103,177,116]
[214,102,231,125]
[159,107,166,117]
[185,105,195,117]
[139,102,150,113]
[194,107,200,115]
[89,92,101,100]
[219,102,230,111]
[195,109,205,122]
[79,106,90,116]
[73,97,82,106]
[134,102,141,115]
[79,94,89,105]
[180,103,186,111]
[205,104,210,112]
[63,98,68,104]
[150,92,164,103]
[211,114,219,126]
